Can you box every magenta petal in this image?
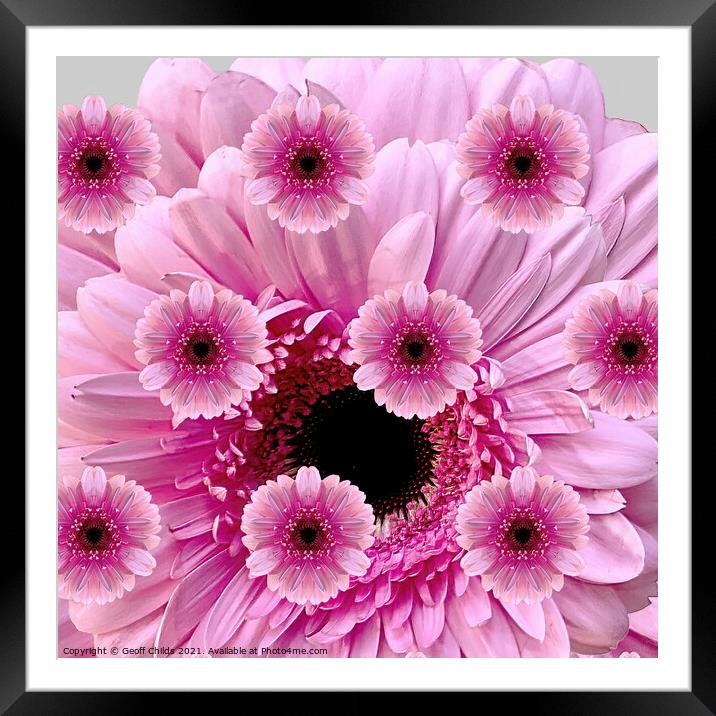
[358,59,469,148]
[367,212,435,296]
[578,512,645,584]
[199,71,276,157]
[505,389,593,435]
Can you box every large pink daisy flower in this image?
[456,96,590,233]
[456,467,589,605]
[58,466,161,605]
[241,466,375,605]
[241,94,375,233]
[134,280,272,425]
[348,281,483,419]
[58,96,161,234]
[564,281,657,419]
[58,57,657,658]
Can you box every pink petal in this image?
[58,245,115,310]
[358,59,469,148]
[552,579,629,654]
[505,389,593,435]
[362,139,439,242]
[229,58,306,92]
[170,188,271,300]
[59,311,132,377]
[77,274,158,368]
[478,254,552,351]
[502,600,546,641]
[295,466,321,506]
[199,71,276,157]
[115,196,209,294]
[542,59,606,155]
[536,412,657,489]
[303,58,380,110]
[585,133,657,280]
[367,212,435,296]
[473,59,550,110]
[577,512,645,584]
[499,333,570,397]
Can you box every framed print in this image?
[8,0,705,710]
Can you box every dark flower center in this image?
[405,340,425,360]
[289,386,436,521]
[299,527,318,545]
[83,154,105,175]
[604,322,656,374]
[620,340,639,360]
[299,155,318,175]
[512,155,532,175]
[176,323,228,374]
[513,526,532,545]
[84,526,104,545]
[390,322,441,374]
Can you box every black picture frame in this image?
[6,0,703,711]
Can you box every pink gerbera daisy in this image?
[240,466,375,605]
[456,96,590,233]
[348,282,483,419]
[58,96,161,234]
[241,94,375,234]
[134,280,272,425]
[564,281,658,419]
[58,466,161,605]
[456,467,589,605]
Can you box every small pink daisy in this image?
[134,280,272,425]
[241,94,375,234]
[58,466,161,605]
[455,467,589,605]
[564,281,658,419]
[456,96,590,233]
[58,96,161,234]
[348,282,483,419]
[240,466,375,605]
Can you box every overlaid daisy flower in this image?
[134,280,272,425]
[456,96,590,233]
[456,467,589,604]
[58,96,161,234]
[58,57,658,659]
[564,281,657,419]
[58,466,161,605]
[348,282,483,419]
[241,466,375,605]
[241,94,375,234]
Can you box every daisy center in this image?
[68,508,121,558]
[176,322,228,375]
[496,507,549,558]
[282,507,334,558]
[283,137,335,188]
[390,322,442,374]
[68,137,119,187]
[497,138,548,188]
[604,322,656,375]
[289,384,436,521]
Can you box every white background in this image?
[28,26,690,691]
